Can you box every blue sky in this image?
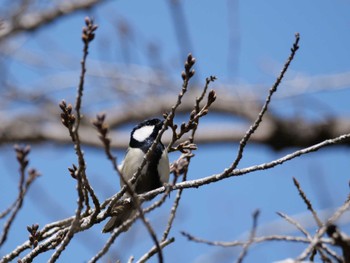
[1,0,350,262]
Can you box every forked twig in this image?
[297,198,350,261]
[0,146,39,247]
[276,211,311,239]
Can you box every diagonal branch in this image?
[228,33,300,173]
[0,0,105,41]
[293,177,323,227]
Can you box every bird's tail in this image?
[102,199,136,233]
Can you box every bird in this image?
[102,118,170,233]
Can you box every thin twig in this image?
[161,167,185,241]
[89,216,137,262]
[74,17,100,218]
[136,237,175,263]
[293,177,323,227]
[49,17,98,263]
[236,210,260,263]
[276,211,312,239]
[134,210,163,263]
[180,231,330,247]
[228,33,300,173]
[0,199,18,219]
[20,229,68,263]
[0,146,39,247]
[161,77,217,243]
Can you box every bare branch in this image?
[49,17,99,263]
[228,33,300,173]
[136,238,175,263]
[236,210,260,263]
[276,212,311,239]
[141,132,350,198]
[0,0,105,41]
[0,145,39,247]
[293,177,323,228]
[180,231,329,247]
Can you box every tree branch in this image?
[0,0,105,41]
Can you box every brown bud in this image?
[85,17,91,26]
[59,100,67,110]
[68,164,78,179]
[187,53,193,62]
[181,71,186,80]
[32,224,39,232]
[67,104,73,113]
[98,113,105,122]
[88,33,95,41]
[23,145,31,155]
[28,169,40,182]
[187,53,195,66]
[190,57,196,65]
[207,90,217,105]
[189,69,195,78]
[92,25,98,31]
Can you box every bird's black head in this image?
[130,118,164,149]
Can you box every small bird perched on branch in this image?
[102,118,170,233]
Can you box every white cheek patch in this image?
[133,125,154,142]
